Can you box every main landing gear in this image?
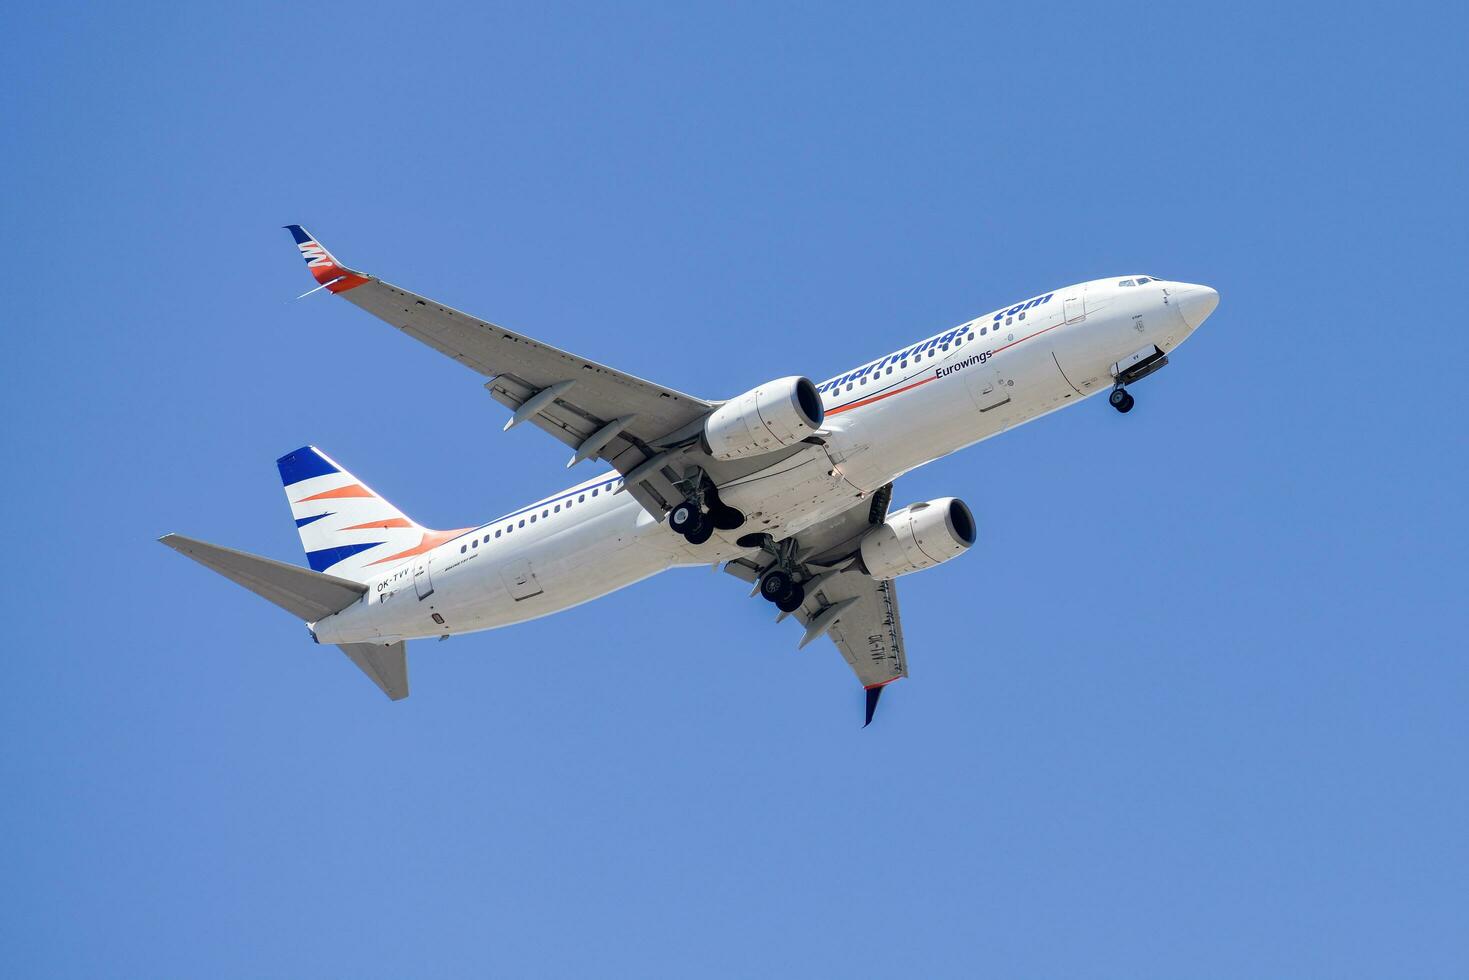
[1109,386,1135,414]
[669,485,744,546]
[758,568,807,613]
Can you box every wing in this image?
[284,225,716,517]
[724,485,907,725]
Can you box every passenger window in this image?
[1006,316,1013,325]
[518,519,525,527]
[554,504,561,513]
[968,333,975,341]
[483,534,489,543]
[941,344,949,352]
[886,367,893,375]
[495,529,501,538]
[981,327,987,335]
[530,514,536,523]
[471,539,478,548]
[1018,312,1025,320]
[900,360,907,368]
[579,494,585,502]
[846,383,853,391]
[460,545,467,553]
[542,509,549,517]
[860,377,867,385]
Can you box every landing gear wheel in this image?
[711,505,745,531]
[684,516,714,545]
[760,570,794,603]
[1109,388,1135,414]
[669,501,700,535]
[775,583,806,613]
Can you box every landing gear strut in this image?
[1109,386,1135,414]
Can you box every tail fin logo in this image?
[276,445,470,582]
[298,242,335,269]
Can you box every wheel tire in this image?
[760,570,793,603]
[669,502,699,534]
[776,583,806,613]
[1109,387,1129,409]
[711,505,745,531]
[684,518,714,545]
[1117,391,1135,414]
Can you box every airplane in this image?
[161,226,1218,725]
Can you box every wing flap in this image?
[793,570,907,689]
[341,278,710,440]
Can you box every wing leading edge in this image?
[283,225,715,517]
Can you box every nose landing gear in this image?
[1109,386,1136,414]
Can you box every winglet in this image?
[863,685,884,727]
[283,225,370,294]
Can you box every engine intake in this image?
[703,376,825,461]
[859,498,976,580]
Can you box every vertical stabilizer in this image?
[276,446,466,583]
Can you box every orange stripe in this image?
[339,518,414,531]
[296,483,374,502]
[366,527,473,566]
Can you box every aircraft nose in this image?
[1174,283,1220,329]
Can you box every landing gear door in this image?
[413,559,434,600]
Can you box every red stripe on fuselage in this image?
[825,375,936,416]
[822,319,1069,417]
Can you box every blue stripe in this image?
[295,512,334,528]
[277,446,339,486]
[306,541,383,572]
[284,224,312,245]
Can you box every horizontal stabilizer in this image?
[338,641,409,700]
[159,533,366,622]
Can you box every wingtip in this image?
[863,685,884,727]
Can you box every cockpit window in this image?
[1119,279,1136,287]
[1135,277,1152,285]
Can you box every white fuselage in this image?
[312,276,1214,645]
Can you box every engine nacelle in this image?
[703,376,825,461]
[858,498,977,580]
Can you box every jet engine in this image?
[703,376,825,461]
[858,497,977,579]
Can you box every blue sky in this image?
[3,2,1466,976]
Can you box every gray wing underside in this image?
[724,485,908,690]
[338,277,810,518]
